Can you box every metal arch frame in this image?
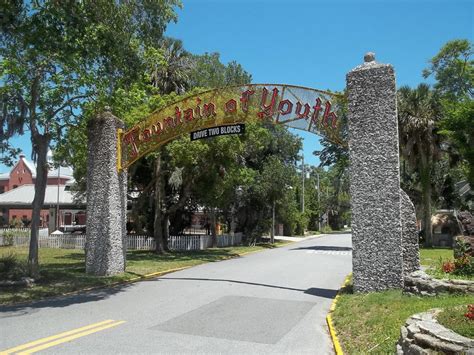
[118,84,346,171]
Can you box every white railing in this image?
[0,232,243,251]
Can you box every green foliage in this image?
[314,93,348,168]
[423,39,473,99]
[1,231,15,247]
[9,217,23,229]
[452,238,474,276]
[0,0,183,270]
[333,287,472,354]
[321,225,333,234]
[311,94,350,230]
[398,84,442,247]
[189,52,252,88]
[422,247,473,281]
[439,99,474,185]
[423,39,474,189]
[437,305,474,339]
[0,252,28,281]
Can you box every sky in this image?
[1,0,473,173]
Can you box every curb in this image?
[326,273,352,355]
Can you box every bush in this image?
[442,260,455,273]
[322,225,333,234]
[0,253,28,281]
[1,231,15,246]
[438,239,474,276]
[453,238,474,276]
[9,217,23,228]
[465,305,474,321]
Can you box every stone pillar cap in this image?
[364,52,376,63]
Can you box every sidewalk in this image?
[273,234,325,242]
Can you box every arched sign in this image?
[119,84,344,169]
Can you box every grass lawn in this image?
[420,247,474,281]
[332,249,474,353]
[437,304,474,339]
[0,241,289,305]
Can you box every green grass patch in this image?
[0,241,290,305]
[332,250,473,353]
[333,285,472,354]
[420,248,473,281]
[437,304,474,339]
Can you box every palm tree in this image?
[398,83,442,247]
[149,37,193,95]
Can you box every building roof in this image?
[0,184,82,206]
[0,155,74,180]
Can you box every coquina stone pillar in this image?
[347,53,403,292]
[401,189,420,275]
[86,108,127,276]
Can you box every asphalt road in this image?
[0,232,352,354]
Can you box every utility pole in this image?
[301,155,305,213]
[317,172,321,232]
[326,185,330,229]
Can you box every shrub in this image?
[9,217,23,228]
[322,225,333,234]
[452,238,474,276]
[465,305,474,321]
[0,253,28,281]
[442,260,455,273]
[438,238,474,276]
[1,231,15,246]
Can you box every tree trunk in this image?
[421,180,433,247]
[420,156,433,247]
[153,154,166,254]
[210,207,217,248]
[163,213,170,251]
[28,134,50,277]
[270,200,275,244]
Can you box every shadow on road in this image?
[290,246,352,251]
[159,277,338,299]
[0,282,135,317]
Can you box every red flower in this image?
[442,261,455,273]
[465,304,474,320]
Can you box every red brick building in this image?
[0,155,85,229]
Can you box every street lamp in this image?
[301,155,305,214]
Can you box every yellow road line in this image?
[0,320,124,355]
[326,273,352,355]
[18,321,126,354]
[326,314,344,355]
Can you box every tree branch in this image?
[50,94,90,119]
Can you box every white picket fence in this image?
[0,228,49,237]
[0,232,243,251]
